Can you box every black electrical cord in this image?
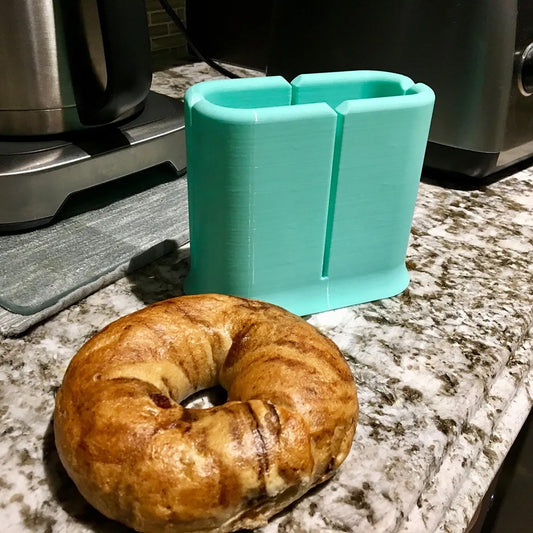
[157,0,241,79]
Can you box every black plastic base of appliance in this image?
[425,142,501,178]
[422,142,533,190]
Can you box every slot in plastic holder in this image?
[184,71,435,316]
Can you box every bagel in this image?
[54,294,358,532]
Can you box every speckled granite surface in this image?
[1,63,532,532]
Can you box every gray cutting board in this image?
[0,165,189,336]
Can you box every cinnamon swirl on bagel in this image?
[54,294,358,532]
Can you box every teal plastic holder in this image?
[184,71,435,316]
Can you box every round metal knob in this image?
[519,42,533,96]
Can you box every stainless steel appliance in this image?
[0,0,186,231]
[187,0,533,182]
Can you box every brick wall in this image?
[145,0,193,71]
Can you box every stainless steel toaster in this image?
[188,0,533,181]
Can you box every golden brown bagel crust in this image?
[54,294,358,533]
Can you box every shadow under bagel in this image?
[126,247,190,308]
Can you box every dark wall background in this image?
[145,0,194,71]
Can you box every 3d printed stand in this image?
[184,71,434,315]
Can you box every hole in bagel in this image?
[180,385,228,409]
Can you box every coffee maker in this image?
[0,0,186,231]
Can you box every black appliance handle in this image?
[64,0,153,126]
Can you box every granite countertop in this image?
[1,64,532,533]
